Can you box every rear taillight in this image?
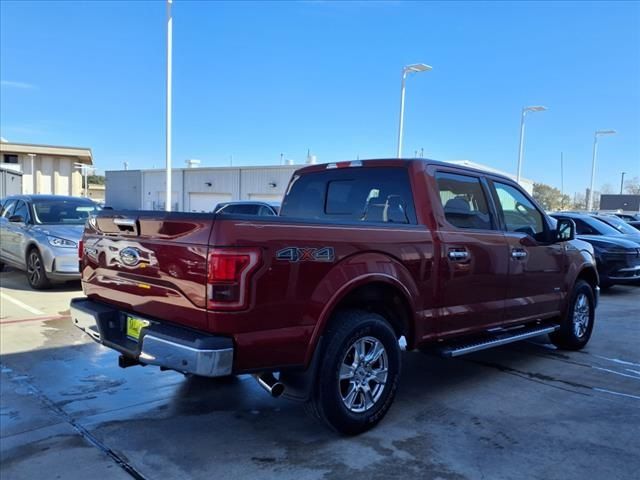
[78,240,84,260]
[207,248,260,310]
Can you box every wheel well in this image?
[25,243,40,258]
[331,282,413,345]
[577,267,598,292]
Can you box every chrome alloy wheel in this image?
[573,292,590,338]
[27,251,43,286]
[338,336,388,413]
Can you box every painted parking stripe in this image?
[0,291,45,316]
[0,314,70,325]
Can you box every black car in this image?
[551,213,640,289]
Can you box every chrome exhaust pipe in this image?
[253,372,285,397]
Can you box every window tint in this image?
[435,172,493,230]
[493,182,545,238]
[1,199,17,218]
[280,167,417,224]
[12,201,30,222]
[572,218,598,235]
[258,205,275,216]
[219,204,260,215]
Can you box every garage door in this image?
[189,193,232,213]
[247,193,283,203]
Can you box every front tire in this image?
[306,310,400,435]
[549,279,595,350]
[26,248,50,290]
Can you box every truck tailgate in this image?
[81,212,213,330]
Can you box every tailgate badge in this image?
[120,247,141,267]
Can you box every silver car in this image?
[0,195,100,289]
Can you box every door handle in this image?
[511,248,528,259]
[448,249,470,261]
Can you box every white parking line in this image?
[0,291,44,316]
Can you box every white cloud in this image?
[0,80,36,89]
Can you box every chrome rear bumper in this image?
[70,298,234,377]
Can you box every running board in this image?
[437,324,560,358]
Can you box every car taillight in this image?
[207,248,260,310]
[78,240,84,260]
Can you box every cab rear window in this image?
[280,167,417,224]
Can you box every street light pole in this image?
[620,172,626,194]
[516,105,547,183]
[396,63,432,158]
[165,0,173,211]
[560,152,564,210]
[587,129,616,211]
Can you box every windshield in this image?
[32,199,100,225]
[596,215,640,235]
[580,216,623,236]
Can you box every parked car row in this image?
[550,212,640,289]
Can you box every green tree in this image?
[532,183,571,211]
[82,175,105,188]
[624,176,640,195]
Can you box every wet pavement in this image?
[1,267,639,480]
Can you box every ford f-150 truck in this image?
[71,159,599,434]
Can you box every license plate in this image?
[126,316,150,342]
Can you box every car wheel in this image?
[26,248,50,290]
[306,309,400,435]
[549,279,595,350]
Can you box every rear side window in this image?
[435,172,493,230]
[280,167,417,224]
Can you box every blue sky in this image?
[1,0,638,195]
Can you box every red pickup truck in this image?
[72,159,599,434]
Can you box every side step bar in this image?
[437,324,560,358]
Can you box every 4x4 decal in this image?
[276,247,335,263]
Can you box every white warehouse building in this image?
[105,164,298,212]
[105,160,533,212]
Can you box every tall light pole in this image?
[587,129,616,211]
[620,172,626,194]
[516,105,547,183]
[397,63,432,158]
[27,153,36,194]
[560,152,564,210]
[165,0,173,211]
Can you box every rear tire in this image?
[305,309,400,435]
[549,279,595,350]
[26,248,50,290]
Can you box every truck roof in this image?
[292,158,516,184]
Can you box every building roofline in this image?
[0,142,93,165]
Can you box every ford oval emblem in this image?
[120,247,140,267]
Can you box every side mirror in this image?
[8,215,24,223]
[556,218,576,242]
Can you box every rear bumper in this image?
[70,298,234,377]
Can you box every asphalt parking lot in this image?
[1,268,639,480]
